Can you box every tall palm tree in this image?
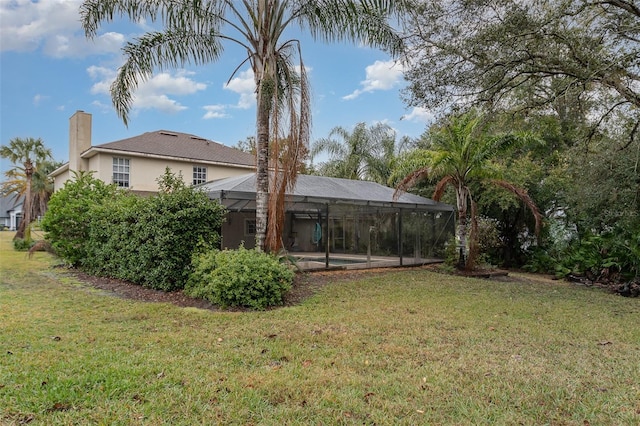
[310,122,404,184]
[81,0,407,252]
[0,137,52,239]
[393,111,542,269]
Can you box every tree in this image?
[81,0,407,252]
[1,159,61,228]
[402,0,640,145]
[310,122,410,184]
[392,110,542,269]
[0,137,52,239]
[233,136,257,155]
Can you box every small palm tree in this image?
[81,0,407,252]
[0,137,52,239]
[393,111,542,269]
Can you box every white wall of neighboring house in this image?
[9,207,22,231]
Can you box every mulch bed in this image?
[65,266,435,311]
[62,263,636,311]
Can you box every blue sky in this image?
[0,0,433,174]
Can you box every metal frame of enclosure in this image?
[200,174,455,270]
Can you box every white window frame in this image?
[192,165,207,185]
[112,157,130,188]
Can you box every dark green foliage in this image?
[41,171,117,266]
[13,238,33,251]
[526,225,640,285]
[185,246,294,310]
[83,169,226,291]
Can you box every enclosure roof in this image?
[199,173,454,212]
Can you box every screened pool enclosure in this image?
[200,174,455,270]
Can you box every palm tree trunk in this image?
[16,160,33,240]
[455,185,469,269]
[255,88,270,252]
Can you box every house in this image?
[50,111,255,193]
[200,173,455,269]
[0,194,22,231]
[50,110,455,270]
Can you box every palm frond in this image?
[294,0,407,56]
[432,175,455,202]
[393,167,430,201]
[113,30,225,125]
[491,179,543,238]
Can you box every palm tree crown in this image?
[81,0,407,252]
[311,122,408,184]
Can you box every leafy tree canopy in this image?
[402,0,640,144]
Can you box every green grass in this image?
[1,231,639,425]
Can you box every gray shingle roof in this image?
[0,194,22,217]
[87,130,255,167]
[200,173,454,211]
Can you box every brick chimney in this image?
[69,110,92,173]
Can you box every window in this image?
[193,166,207,185]
[112,157,130,188]
[245,219,257,236]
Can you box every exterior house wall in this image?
[51,111,255,193]
[52,169,70,192]
[91,155,252,192]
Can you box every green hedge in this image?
[41,171,117,266]
[185,246,294,310]
[42,169,226,291]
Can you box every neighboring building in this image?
[50,111,255,193]
[0,194,23,231]
[200,173,456,269]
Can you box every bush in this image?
[41,171,117,266]
[83,169,226,291]
[13,238,33,251]
[185,246,294,310]
[43,169,226,291]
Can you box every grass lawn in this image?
[1,232,639,425]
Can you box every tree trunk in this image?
[255,88,270,252]
[455,185,469,269]
[15,159,33,240]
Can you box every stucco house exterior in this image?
[50,111,255,193]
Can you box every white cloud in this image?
[87,66,207,114]
[401,107,435,123]
[0,0,124,57]
[224,69,256,109]
[343,60,404,100]
[202,105,229,119]
[91,100,111,112]
[33,94,49,106]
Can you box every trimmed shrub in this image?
[41,171,117,266]
[186,246,294,310]
[83,169,226,291]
